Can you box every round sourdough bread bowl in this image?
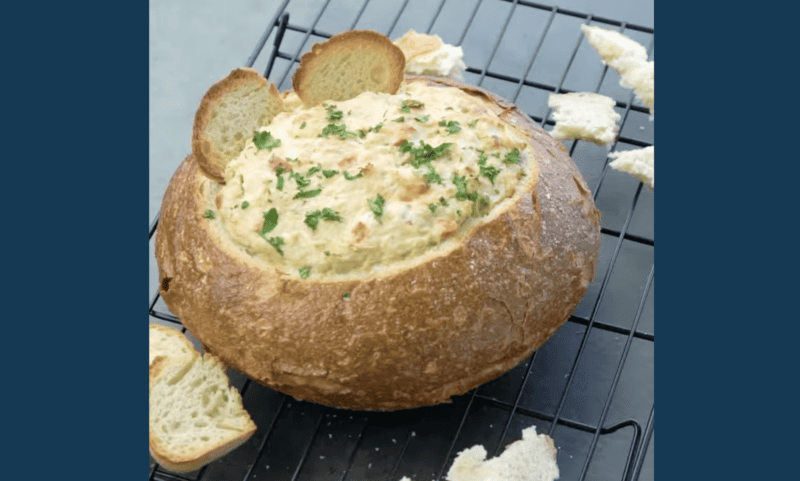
[155,74,601,411]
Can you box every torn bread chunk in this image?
[609,146,654,189]
[444,425,560,481]
[394,29,466,79]
[580,25,654,114]
[548,92,620,146]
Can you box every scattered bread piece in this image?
[292,30,406,107]
[149,324,257,473]
[444,426,559,481]
[192,67,285,182]
[149,324,197,368]
[609,146,654,189]
[580,25,654,114]
[548,92,620,146]
[394,29,466,79]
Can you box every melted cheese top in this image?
[211,82,532,278]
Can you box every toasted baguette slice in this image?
[581,25,654,114]
[192,67,285,182]
[292,30,405,107]
[149,324,197,368]
[443,426,560,481]
[149,353,257,474]
[548,92,620,146]
[609,146,654,189]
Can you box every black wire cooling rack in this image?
[149,1,654,479]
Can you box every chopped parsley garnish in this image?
[264,236,285,256]
[421,163,443,186]
[343,292,350,299]
[253,131,281,150]
[277,176,285,191]
[344,170,363,180]
[473,195,491,217]
[320,123,359,139]
[453,176,478,201]
[477,151,488,165]
[414,115,430,123]
[299,266,311,279]
[286,157,299,163]
[325,105,343,121]
[504,149,521,165]
[322,169,339,178]
[393,116,405,122]
[398,140,454,168]
[428,203,439,212]
[400,100,424,113]
[259,208,279,236]
[372,122,384,132]
[290,171,311,189]
[300,122,306,129]
[275,166,286,191]
[241,201,249,209]
[439,197,449,207]
[203,210,215,219]
[368,194,385,219]
[306,166,321,176]
[480,164,501,185]
[438,120,461,135]
[304,208,343,230]
[468,119,478,128]
[293,188,322,200]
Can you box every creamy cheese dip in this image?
[212,82,532,278]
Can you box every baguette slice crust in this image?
[291,30,405,107]
[149,324,197,367]
[149,354,257,473]
[191,68,284,182]
[155,76,601,411]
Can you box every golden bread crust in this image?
[291,30,406,107]
[156,76,600,411]
[191,67,283,182]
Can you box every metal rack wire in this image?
[149,1,654,479]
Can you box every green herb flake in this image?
[320,123,358,139]
[253,131,281,150]
[393,116,405,122]
[438,120,461,135]
[398,140,454,168]
[293,188,322,200]
[421,163,443,186]
[259,208,279,236]
[414,115,430,123]
[298,266,311,279]
[287,157,299,163]
[203,210,215,219]
[368,194,385,219]
[468,119,478,128]
[428,203,439,212]
[372,122,384,133]
[400,100,424,113]
[322,169,339,178]
[290,171,311,189]
[504,149,521,165]
[263,236,285,256]
[477,151,488,165]
[299,122,306,129]
[343,291,350,299]
[325,104,343,121]
[453,176,478,201]
[473,195,491,217]
[276,175,285,191]
[344,170,363,181]
[306,166,321,176]
[241,201,250,209]
[439,197,449,206]
[480,164,501,185]
[304,208,343,230]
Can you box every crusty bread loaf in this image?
[393,29,466,79]
[192,67,285,182]
[548,92,620,146]
[609,145,654,189]
[149,353,257,473]
[149,323,197,367]
[291,30,405,107]
[155,72,601,411]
